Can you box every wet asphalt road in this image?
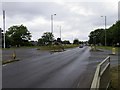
[2,48,50,61]
[2,46,118,88]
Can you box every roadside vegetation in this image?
[1,24,86,49]
[96,46,119,52]
[110,65,120,90]
[96,46,119,90]
[2,59,20,65]
[2,44,79,51]
[88,21,120,47]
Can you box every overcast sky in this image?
[0,0,119,42]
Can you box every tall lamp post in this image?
[51,14,56,34]
[51,14,56,45]
[57,25,61,39]
[101,16,107,46]
[60,25,61,40]
[3,10,6,48]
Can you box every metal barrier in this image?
[91,56,110,90]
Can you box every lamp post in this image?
[57,25,61,39]
[51,14,56,45]
[3,10,6,48]
[60,25,61,40]
[51,14,56,34]
[101,16,107,46]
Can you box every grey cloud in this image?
[2,2,72,21]
[1,2,118,41]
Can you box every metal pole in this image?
[60,26,61,39]
[51,15,53,33]
[101,16,107,46]
[3,10,5,48]
[105,16,107,46]
[51,14,56,45]
[51,14,56,34]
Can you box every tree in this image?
[6,24,31,46]
[38,38,44,46]
[73,39,79,44]
[88,20,120,46]
[88,29,104,45]
[38,32,54,45]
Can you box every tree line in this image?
[1,24,84,48]
[88,20,120,46]
[37,33,83,46]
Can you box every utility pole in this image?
[105,16,107,46]
[3,10,5,48]
[101,16,107,46]
[51,14,56,34]
[51,14,56,45]
[51,15,53,33]
[60,25,61,39]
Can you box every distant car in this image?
[79,45,83,48]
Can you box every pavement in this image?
[2,46,119,88]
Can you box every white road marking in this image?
[3,64,7,67]
[77,83,80,88]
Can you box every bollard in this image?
[12,50,16,60]
[91,44,94,51]
[112,48,116,55]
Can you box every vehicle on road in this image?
[79,45,83,48]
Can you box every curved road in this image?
[3,46,100,88]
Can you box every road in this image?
[2,46,118,88]
[2,48,50,61]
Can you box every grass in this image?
[2,59,20,65]
[96,46,119,52]
[110,65,120,89]
[96,46,120,89]
[1,44,79,51]
[2,46,39,50]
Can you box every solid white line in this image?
[77,83,80,88]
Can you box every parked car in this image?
[79,45,83,48]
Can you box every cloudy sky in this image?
[0,0,119,42]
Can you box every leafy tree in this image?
[73,39,79,44]
[88,29,104,45]
[38,32,54,45]
[108,21,120,46]
[6,24,31,46]
[38,38,45,46]
[88,20,120,46]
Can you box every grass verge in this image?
[2,44,79,51]
[2,59,20,65]
[110,65,120,90]
[96,46,119,52]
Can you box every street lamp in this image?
[3,10,6,48]
[51,14,56,45]
[57,25,62,39]
[51,14,56,34]
[101,16,107,46]
[60,25,61,40]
